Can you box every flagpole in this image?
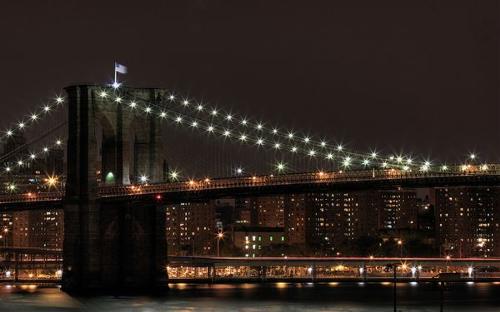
[114,62,117,84]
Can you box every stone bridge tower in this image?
[63,85,167,292]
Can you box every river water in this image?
[0,282,499,311]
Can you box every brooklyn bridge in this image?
[0,84,498,292]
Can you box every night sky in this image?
[0,0,498,174]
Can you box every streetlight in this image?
[397,239,403,258]
[216,231,224,257]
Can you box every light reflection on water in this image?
[0,282,499,311]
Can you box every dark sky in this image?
[0,0,498,169]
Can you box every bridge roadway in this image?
[0,167,499,208]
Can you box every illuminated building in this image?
[233,226,285,257]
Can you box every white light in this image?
[56,96,64,103]
[211,109,218,116]
[480,164,488,171]
[43,147,49,152]
[170,171,179,179]
[6,130,13,136]
[320,141,326,147]
[197,104,203,111]
[226,114,233,121]
[337,145,343,151]
[241,119,248,125]
[139,175,148,183]
[403,165,410,171]
[223,130,231,137]
[160,112,167,118]
[308,150,316,156]
[111,81,121,89]
[56,140,62,145]
[99,91,108,98]
[276,162,285,171]
[183,100,189,106]
[371,152,377,158]
[175,116,183,123]
[5,167,10,172]
[236,168,243,175]
[129,101,137,108]
[207,126,214,132]
[396,156,403,163]
[272,128,278,135]
[326,153,334,160]
[30,154,36,159]
[343,157,351,167]
[382,162,388,168]
[256,138,264,145]
[470,153,476,160]
[44,105,51,112]
[406,158,413,164]
[441,165,448,171]
[115,97,122,103]
[304,137,310,143]
[291,146,298,153]
[18,122,25,129]
[169,95,175,101]
[31,114,38,120]
[145,107,152,113]
[389,156,395,160]
[274,143,281,149]
[362,159,369,166]
[17,160,23,166]
[256,123,263,130]
[191,121,198,127]
[288,132,294,139]
[239,134,247,141]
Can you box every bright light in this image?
[308,149,316,157]
[169,171,179,180]
[406,158,413,164]
[18,122,25,129]
[480,164,488,171]
[169,95,175,101]
[320,141,327,147]
[288,132,294,139]
[56,140,62,145]
[99,91,108,98]
[211,109,218,116]
[403,165,410,171]
[43,147,49,152]
[183,100,189,106]
[342,156,351,167]
[129,101,137,108]
[114,97,122,103]
[396,156,403,163]
[241,119,248,125]
[17,160,23,166]
[362,159,369,166]
[30,154,36,159]
[160,112,167,118]
[291,146,298,153]
[31,114,38,120]
[326,153,334,160]
[217,232,224,239]
[371,152,377,158]
[223,130,231,137]
[46,175,58,187]
[226,114,233,121]
[207,126,214,132]
[337,144,343,151]
[175,116,183,123]
[236,167,243,175]
[276,162,285,172]
[111,81,121,89]
[43,105,51,112]
[256,138,264,145]
[272,128,278,134]
[56,96,64,104]
[191,121,198,128]
[304,137,310,143]
[256,123,263,130]
[469,153,476,160]
[5,167,10,172]
[145,107,152,113]
[197,104,204,111]
[382,162,388,168]
[239,134,247,141]
[274,143,281,149]
[6,130,13,136]
[7,184,16,191]
[139,175,148,183]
